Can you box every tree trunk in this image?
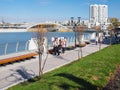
[78,49,80,59]
[110,37,112,45]
[80,47,82,58]
[39,53,43,79]
[78,42,82,60]
[99,42,101,51]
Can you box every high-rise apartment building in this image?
[98,5,108,24]
[90,4,108,28]
[90,4,98,26]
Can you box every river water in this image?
[0,31,93,55]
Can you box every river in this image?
[0,31,93,55]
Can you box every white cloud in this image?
[38,0,50,5]
[86,0,108,3]
[83,2,91,5]
[0,0,14,1]
[101,0,108,3]
[81,0,108,7]
[40,1,49,5]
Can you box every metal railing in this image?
[0,41,29,56]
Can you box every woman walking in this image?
[62,37,67,54]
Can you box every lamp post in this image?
[77,17,81,24]
[70,17,74,26]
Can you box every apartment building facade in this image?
[90,4,108,29]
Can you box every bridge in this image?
[27,23,72,32]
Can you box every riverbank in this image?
[0,29,27,32]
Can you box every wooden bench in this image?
[0,52,38,65]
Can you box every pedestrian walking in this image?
[95,33,98,45]
[53,37,60,55]
[61,37,67,53]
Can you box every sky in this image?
[0,0,120,23]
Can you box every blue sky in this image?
[0,0,119,23]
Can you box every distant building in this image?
[90,4,108,29]
[90,4,99,27]
[98,5,108,25]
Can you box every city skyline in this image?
[0,0,120,23]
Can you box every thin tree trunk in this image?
[78,42,82,60]
[99,42,101,51]
[78,49,80,59]
[80,47,82,58]
[39,53,43,79]
[110,37,112,45]
[42,53,48,71]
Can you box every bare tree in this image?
[35,25,48,79]
[94,25,102,50]
[107,24,115,45]
[76,25,85,59]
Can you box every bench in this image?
[0,52,38,65]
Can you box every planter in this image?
[66,46,75,50]
[48,49,53,54]
[85,41,90,44]
[76,43,86,47]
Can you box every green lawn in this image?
[8,44,120,90]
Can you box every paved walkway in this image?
[0,44,108,90]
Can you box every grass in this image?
[8,44,120,90]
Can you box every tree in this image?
[76,25,86,59]
[107,24,114,45]
[110,18,119,27]
[93,25,103,50]
[107,24,114,30]
[94,25,101,31]
[35,25,48,79]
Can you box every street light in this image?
[77,17,81,24]
[70,17,74,26]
